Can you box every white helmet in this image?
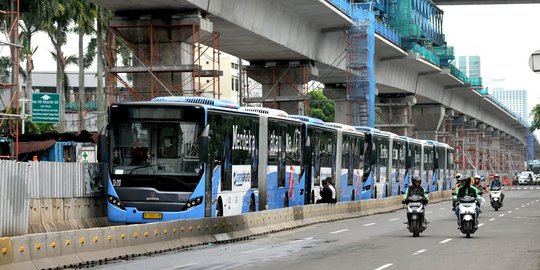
[474,174,481,179]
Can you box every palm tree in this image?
[73,0,98,130]
[42,0,72,132]
[19,0,59,113]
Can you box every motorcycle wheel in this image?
[494,207,499,211]
[413,232,419,237]
[466,233,471,238]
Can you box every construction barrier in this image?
[0,191,453,269]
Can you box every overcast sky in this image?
[440,4,540,119]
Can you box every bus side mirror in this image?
[97,125,108,163]
[199,125,209,164]
[303,137,311,165]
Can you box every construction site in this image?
[0,0,533,177]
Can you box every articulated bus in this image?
[102,96,453,223]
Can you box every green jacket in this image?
[455,185,481,199]
[403,185,429,203]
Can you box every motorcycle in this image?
[405,194,427,237]
[457,195,478,238]
[490,186,503,211]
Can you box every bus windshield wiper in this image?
[126,164,161,175]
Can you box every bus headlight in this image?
[184,196,203,210]
[108,195,126,210]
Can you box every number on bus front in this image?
[112,179,122,187]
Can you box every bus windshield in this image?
[111,121,201,176]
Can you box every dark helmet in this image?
[412,176,421,185]
[459,175,471,186]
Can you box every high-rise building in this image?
[492,88,528,120]
[457,55,481,78]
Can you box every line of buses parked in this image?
[101,96,455,223]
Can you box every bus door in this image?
[375,136,389,198]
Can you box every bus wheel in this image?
[351,190,355,201]
[217,197,224,217]
[249,196,256,212]
[284,193,289,208]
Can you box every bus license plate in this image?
[143,212,163,219]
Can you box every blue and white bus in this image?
[325,123,366,202]
[101,96,453,223]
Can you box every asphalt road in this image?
[93,188,540,270]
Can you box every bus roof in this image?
[151,96,240,109]
[324,122,356,131]
[240,107,289,117]
[288,115,325,125]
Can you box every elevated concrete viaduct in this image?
[91,0,529,172]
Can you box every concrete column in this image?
[375,94,416,136]
[412,105,445,141]
[246,62,318,115]
[323,85,348,124]
[110,13,213,100]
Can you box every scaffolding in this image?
[347,10,375,127]
[0,0,20,159]
[106,19,221,102]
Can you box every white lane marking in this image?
[291,237,314,243]
[439,208,446,210]
[536,200,539,202]
[440,238,452,244]
[499,214,505,217]
[478,223,485,227]
[516,208,520,210]
[413,249,427,255]
[518,187,522,190]
[330,229,349,234]
[241,247,266,254]
[521,205,526,207]
[507,211,512,214]
[364,223,376,227]
[374,263,394,270]
[164,263,198,270]
[426,211,433,214]
[389,218,400,222]
[489,218,496,221]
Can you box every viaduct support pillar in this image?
[245,62,318,115]
[323,85,348,124]
[375,94,416,136]
[412,105,445,141]
[109,13,214,101]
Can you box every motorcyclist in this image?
[451,173,462,210]
[402,176,429,228]
[489,174,505,203]
[454,174,481,228]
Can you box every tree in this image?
[530,103,540,132]
[42,0,72,132]
[19,1,56,107]
[72,0,98,130]
[307,90,335,122]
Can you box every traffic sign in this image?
[32,93,60,123]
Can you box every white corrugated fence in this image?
[0,160,102,236]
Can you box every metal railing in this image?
[410,44,440,67]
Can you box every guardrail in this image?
[0,191,452,269]
[410,44,440,67]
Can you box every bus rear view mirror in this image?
[199,125,210,164]
[97,125,108,163]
